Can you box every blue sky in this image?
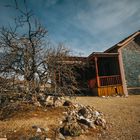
[0,0,140,56]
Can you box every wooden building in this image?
[87,30,140,96]
[87,52,124,96]
[105,30,140,95]
[56,31,140,96]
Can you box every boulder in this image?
[60,122,82,137]
[95,117,106,128]
[78,108,88,118]
[63,100,73,106]
[54,98,63,107]
[78,117,94,128]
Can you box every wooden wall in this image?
[97,85,124,96]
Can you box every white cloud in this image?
[60,0,140,55]
[1,0,139,56]
[71,0,140,35]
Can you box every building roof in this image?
[63,56,87,61]
[57,56,87,64]
[104,30,140,53]
[88,52,118,59]
[65,30,140,62]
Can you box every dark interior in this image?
[97,57,120,76]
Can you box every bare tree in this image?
[0,0,85,100]
[0,0,47,94]
[45,44,83,96]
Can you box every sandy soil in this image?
[0,95,140,140]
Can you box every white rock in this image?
[58,133,65,140]
[63,112,68,115]
[102,96,106,98]
[79,116,85,120]
[34,101,41,107]
[36,127,42,133]
[73,103,79,108]
[45,138,51,140]
[94,111,100,117]
[89,122,96,129]
[59,121,63,125]
[44,128,49,131]
[46,96,51,102]
[116,95,120,97]
[102,118,106,124]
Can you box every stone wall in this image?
[121,39,140,88]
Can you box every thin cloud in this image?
[74,0,140,34]
[0,0,140,56]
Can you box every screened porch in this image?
[88,53,124,96]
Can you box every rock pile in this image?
[33,96,107,138]
[44,96,65,107]
[0,94,107,139]
[38,95,73,108]
[59,103,107,137]
[0,92,65,108]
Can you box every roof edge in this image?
[88,52,118,59]
[104,30,140,53]
[117,31,140,46]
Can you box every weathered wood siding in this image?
[121,38,140,88]
[97,85,124,96]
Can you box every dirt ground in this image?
[0,104,66,140]
[0,95,140,140]
[74,95,140,140]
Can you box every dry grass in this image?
[0,104,65,139]
[74,95,140,140]
[0,95,140,140]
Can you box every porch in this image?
[88,53,124,96]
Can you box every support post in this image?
[118,50,128,96]
[95,57,100,87]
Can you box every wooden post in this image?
[118,50,128,96]
[95,57,100,87]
